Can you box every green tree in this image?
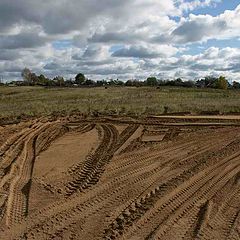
[75,73,85,85]
[146,77,158,86]
[84,79,94,85]
[232,81,240,89]
[53,76,65,86]
[215,76,228,90]
[38,74,49,86]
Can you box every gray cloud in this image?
[151,18,228,45]
[172,19,227,43]
[225,63,240,73]
[0,1,240,82]
[0,1,41,32]
[85,65,136,75]
[76,59,112,66]
[112,46,164,58]
[89,32,143,44]
[0,49,21,60]
[150,34,171,44]
[0,0,131,34]
[0,62,23,73]
[82,46,102,58]
[43,62,61,70]
[0,32,48,49]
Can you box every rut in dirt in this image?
[0,116,240,240]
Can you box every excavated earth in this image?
[0,115,240,240]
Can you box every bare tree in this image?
[21,68,32,83]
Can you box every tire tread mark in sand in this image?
[104,168,196,239]
[4,123,68,226]
[65,124,119,195]
[19,146,167,227]
[6,128,40,226]
[19,139,186,239]
[105,134,225,181]
[124,161,239,240]
[162,127,180,141]
[2,122,240,239]
[113,124,139,152]
[0,193,7,223]
[123,154,240,240]
[35,123,69,155]
[102,137,239,238]
[22,164,157,238]
[227,210,240,240]
[21,127,240,239]
[24,157,172,239]
[63,124,96,177]
[0,125,44,226]
[0,128,29,157]
[0,125,40,171]
[103,143,240,239]
[73,123,95,133]
[144,199,209,240]
[4,129,236,239]
[197,186,240,240]
[0,124,44,208]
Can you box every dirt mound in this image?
[0,116,240,240]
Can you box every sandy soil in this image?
[0,116,239,240]
[33,129,99,179]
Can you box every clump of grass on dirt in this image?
[0,86,240,118]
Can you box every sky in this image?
[0,0,240,82]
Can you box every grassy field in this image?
[0,86,240,118]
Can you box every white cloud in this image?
[178,0,222,13]
[165,5,240,44]
[0,0,239,82]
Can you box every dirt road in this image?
[0,116,239,240]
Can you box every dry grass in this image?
[0,86,240,118]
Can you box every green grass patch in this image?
[0,86,240,118]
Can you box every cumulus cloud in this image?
[172,16,227,43]
[0,50,21,60]
[153,5,240,44]
[0,0,177,35]
[112,45,178,58]
[0,0,128,34]
[89,32,142,44]
[0,32,48,49]
[170,47,240,75]
[0,0,239,81]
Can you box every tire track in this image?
[197,187,240,240]
[147,166,240,240]
[0,122,68,226]
[102,133,240,239]
[1,119,240,240]
[117,152,240,239]
[13,131,205,238]
[30,127,238,238]
[65,124,119,195]
[113,124,139,152]
[18,156,171,239]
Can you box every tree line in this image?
[4,68,240,90]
